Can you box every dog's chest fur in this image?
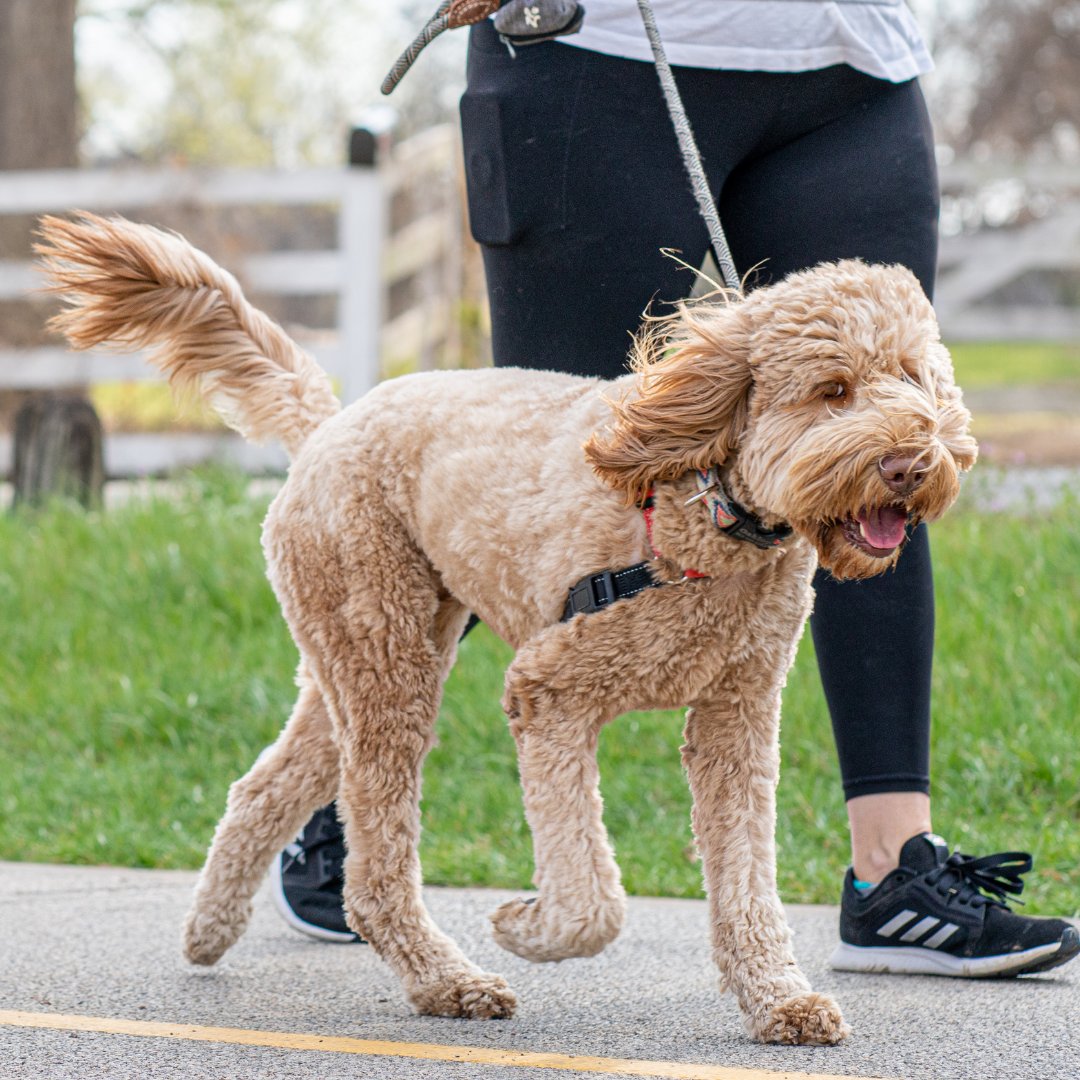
[541,560,816,715]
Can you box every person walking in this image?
[272,0,1078,978]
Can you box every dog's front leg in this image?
[684,688,848,1045]
[491,662,626,962]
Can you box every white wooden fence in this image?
[0,124,465,477]
[1,148,1076,479]
[937,160,1080,341]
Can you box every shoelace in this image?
[925,850,1032,909]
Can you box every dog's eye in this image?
[821,382,848,401]
[901,370,920,388]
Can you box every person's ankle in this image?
[846,791,932,885]
[852,843,904,885]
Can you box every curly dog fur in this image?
[38,213,977,1045]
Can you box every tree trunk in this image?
[0,0,78,169]
[1,0,97,507]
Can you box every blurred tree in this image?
[0,1,101,506]
[0,0,87,456]
[932,0,1080,159]
[0,0,78,167]
[77,0,466,166]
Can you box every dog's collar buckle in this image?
[558,469,789,623]
[691,467,793,550]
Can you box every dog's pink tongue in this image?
[858,506,908,550]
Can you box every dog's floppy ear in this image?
[585,300,753,502]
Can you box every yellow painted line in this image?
[0,1009,884,1080]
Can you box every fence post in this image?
[338,116,394,405]
[12,394,104,509]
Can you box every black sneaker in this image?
[830,832,1079,977]
[269,803,363,943]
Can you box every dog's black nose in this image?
[878,454,924,494]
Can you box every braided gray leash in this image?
[382,2,452,96]
[635,0,741,294]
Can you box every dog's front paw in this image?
[182,902,249,966]
[490,896,622,962]
[749,991,849,1045]
[408,970,517,1020]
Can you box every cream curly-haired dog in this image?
[39,213,976,1046]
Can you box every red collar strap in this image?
[641,488,710,580]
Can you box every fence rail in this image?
[0,156,391,404]
[936,201,1080,341]
[936,161,1080,341]
[1,150,1076,479]
[0,124,466,477]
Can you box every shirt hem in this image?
[557,34,932,82]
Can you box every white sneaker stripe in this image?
[900,915,941,943]
[876,909,919,938]
[923,922,960,949]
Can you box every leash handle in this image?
[635,0,742,294]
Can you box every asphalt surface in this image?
[0,862,1077,1080]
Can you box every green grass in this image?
[1,470,1077,916]
[946,340,1080,389]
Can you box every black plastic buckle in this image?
[566,570,617,617]
[718,502,793,549]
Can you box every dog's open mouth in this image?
[840,505,909,558]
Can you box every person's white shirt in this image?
[558,0,932,83]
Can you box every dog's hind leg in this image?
[682,685,848,1045]
[266,502,515,1020]
[183,673,340,966]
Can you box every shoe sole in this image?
[1012,926,1080,974]
[830,926,1079,978]
[268,857,363,944]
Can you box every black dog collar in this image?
[688,467,792,550]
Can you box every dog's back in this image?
[279,365,647,641]
[36,213,656,641]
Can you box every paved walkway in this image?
[1,863,1076,1080]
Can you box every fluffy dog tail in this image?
[37,212,341,459]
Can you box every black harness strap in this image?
[560,474,791,622]
[561,563,661,621]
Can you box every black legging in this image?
[461,21,937,799]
